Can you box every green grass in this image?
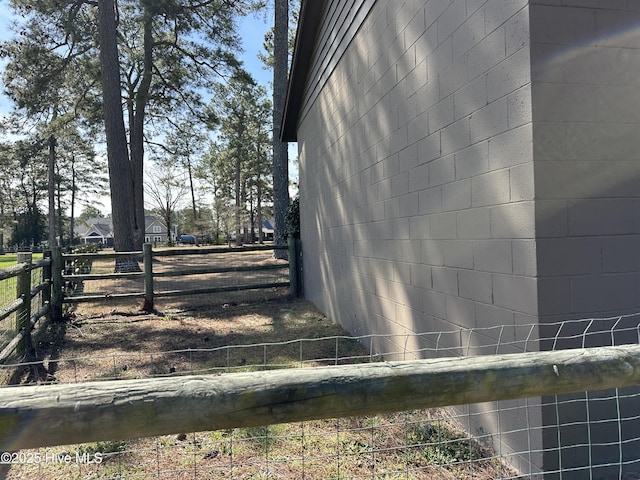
[0,253,44,270]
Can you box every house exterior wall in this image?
[297,0,539,474]
[529,2,640,478]
[295,0,640,477]
[299,0,535,345]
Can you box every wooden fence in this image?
[55,242,298,311]
[0,253,51,363]
[0,242,298,362]
[2,343,640,450]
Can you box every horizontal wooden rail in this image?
[2,344,640,450]
[0,303,49,363]
[152,244,286,258]
[62,251,143,261]
[153,263,288,278]
[63,292,145,304]
[32,258,51,269]
[63,271,144,282]
[0,263,28,282]
[30,281,50,298]
[0,298,23,323]
[155,281,291,298]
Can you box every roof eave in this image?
[280,0,327,142]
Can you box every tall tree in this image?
[209,70,272,246]
[0,139,49,247]
[145,163,188,246]
[272,0,289,258]
[161,116,208,224]
[53,122,106,245]
[98,0,138,268]
[2,0,263,257]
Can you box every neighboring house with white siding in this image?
[77,216,169,245]
[282,1,640,477]
[144,216,170,244]
[78,218,115,246]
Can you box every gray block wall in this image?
[298,0,539,473]
[529,2,640,478]
[296,0,640,477]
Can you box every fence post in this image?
[42,250,52,312]
[143,243,154,311]
[51,246,63,321]
[288,237,300,298]
[15,252,32,355]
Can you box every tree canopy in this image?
[0,0,299,253]
[207,70,272,245]
[2,0,263,255]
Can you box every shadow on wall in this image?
[298,1,640,478]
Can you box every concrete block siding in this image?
[294,0,640,476]
[298,0,538,472]
[529,2,640,477]
[299,0,537,347]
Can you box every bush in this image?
[285,197,300,239]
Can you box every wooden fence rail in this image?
[55,243,296,309]
[0,243,297,340]
[0,254,52,362]
[1,344,640,451]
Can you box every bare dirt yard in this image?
[2,249,513,479]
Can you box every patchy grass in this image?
[0,253,43,270]
[3,291,515,479]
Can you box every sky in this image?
[0,4,273,115]
[0,3,298,214]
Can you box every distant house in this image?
[76,216,169,246]
[261,219,275,241]
[78,218,114,247]
[234,220,276,242]
[144,216,170,244]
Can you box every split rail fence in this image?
[2,344,640,451]
[4,249,640,478]
[58,242,296,311]
[0,242,298,363]
[0,253,51,363]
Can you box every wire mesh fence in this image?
[0,274,18,350]
[0,253,50,361]
[2,297,640,479]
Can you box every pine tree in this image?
[2,0,263,261]
[272,0,289,258]
[209,71,273,247]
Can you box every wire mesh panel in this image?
[2,302,640,479]
[0,275,18,352]
[0,254,50,361]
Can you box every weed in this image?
[78,440,129,457]
[408,421,486,466]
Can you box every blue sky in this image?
[0,4,273,114]
[0,4,297,212]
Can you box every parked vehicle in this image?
[179,235,196,244]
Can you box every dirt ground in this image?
[2,267,513,479]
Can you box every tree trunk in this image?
[55,163,64,246]
[47,136,56,248]
[272,0,289,259]
[187,158,198,222]
[128,12,154,252]
[235,154,242,247]
[97,0,137,270]
[257,179,263,244]
[69,160,76,246]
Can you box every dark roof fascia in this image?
[281,0,328,142]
